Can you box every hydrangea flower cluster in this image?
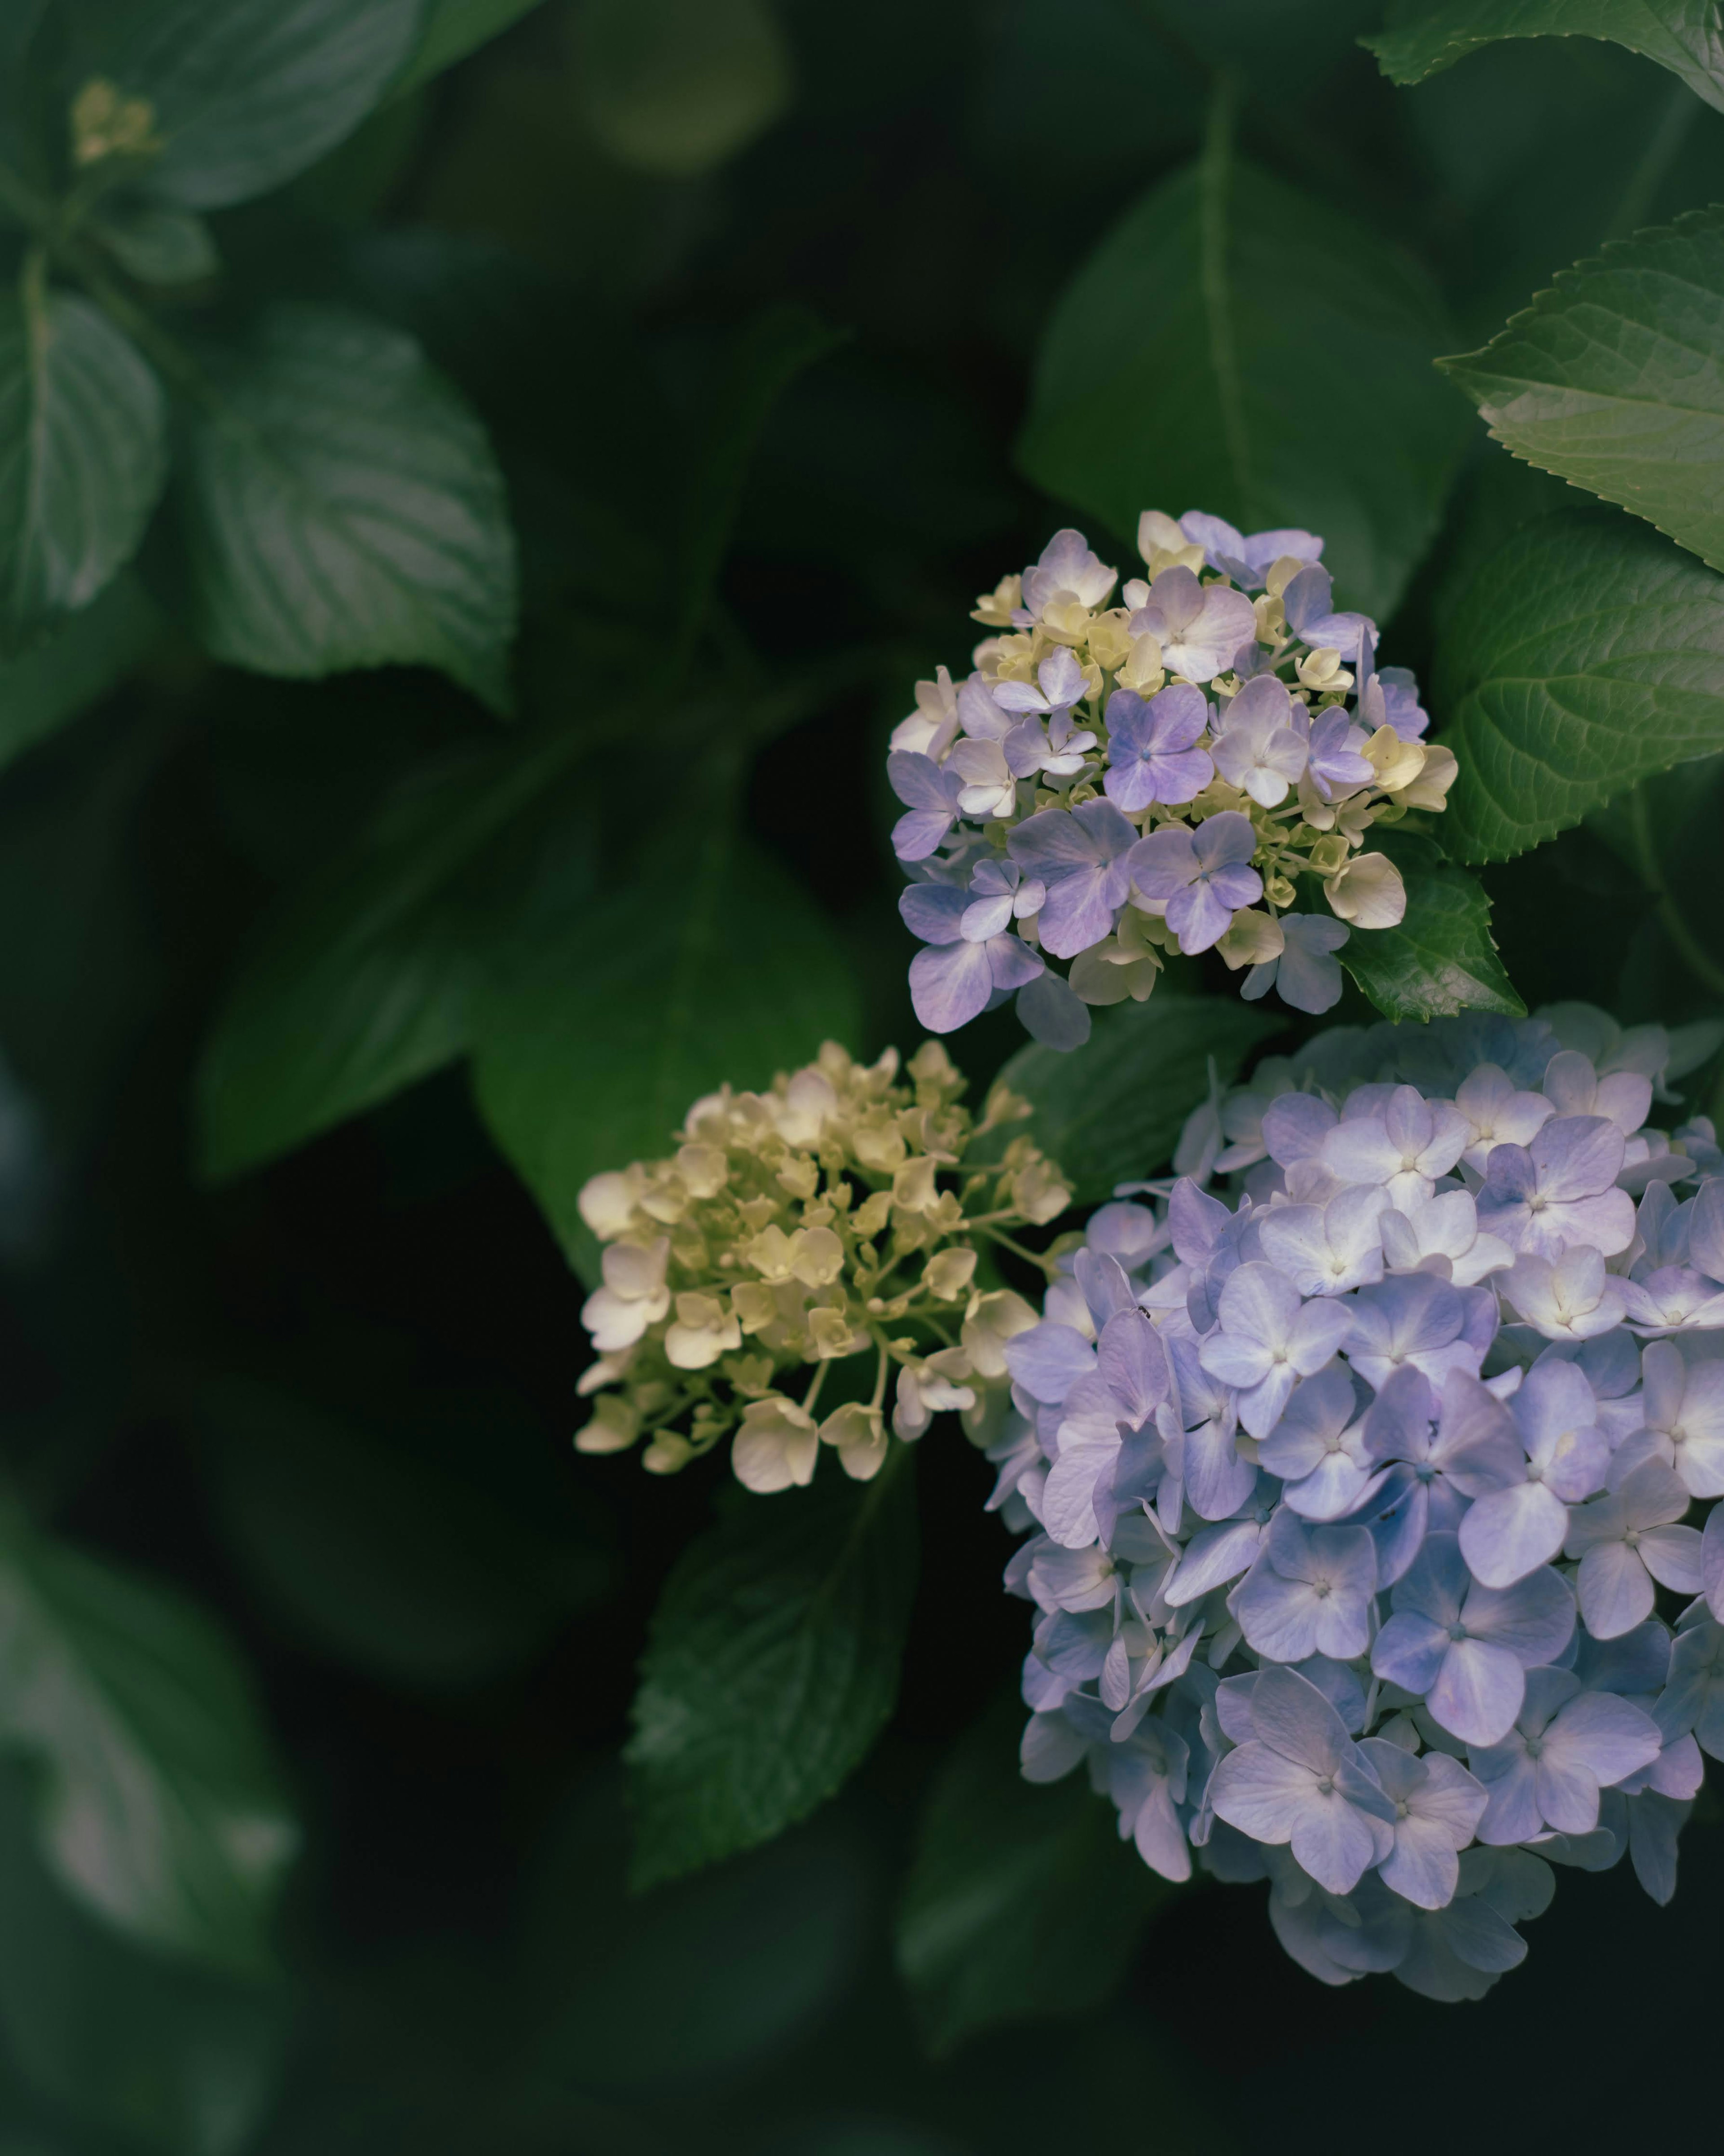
[994,1002,1724,1998]
[888,512,1456,1050]
[573,1042,1067,1492]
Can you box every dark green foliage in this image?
[0,289,165,650]
[1441,209,1724,572]
[1365,1,1724,112]
[1339,831,1524,1019]
[993,994,1280,1204]
[897,1695,1176,2056]
[626,1458,919,1887]
[0,0,1722,2141]
[1017,135,1467,620]
[1439,510,1724,860]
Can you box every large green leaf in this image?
[1440,209,1724,573]
[94,0,424,208]
[0,288,165,653]
[993,995,1278,1208]
[896,1694,1173,2056]
[1364,1,1724,114]
[197,1377,615,1690]
[1016,141,1466,621]
[177,303,516,707]
[0,1522,295,1976]
[0,1770,286,2156]
[626,1459,918,1889]
[0,573,158,776]
[471,826,863,1277]
[1438,509,1724,860]
[1338,831,1524,1019]
[394,0,544,94]
[195,725,587,1181]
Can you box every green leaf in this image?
[197,1377,615,1690]
[0,573,159,777]
[1337,831,1525,1019]
[0,1769,286,2156]
[1015,124,1466,621]
[574,0,794,178]
[471,825,863,1278]
[896,1694,1173,2056]
[626,1457,918,1888]
[91,202,220,286]
[0,286,166,654]
[1438,509,1724,860]
[96,0,423,208]
[992,995,1278,1208]
[1439,208,1724,573]
[196,726,587,1181]
[1363,0,1724,114]
[677,302,845,651]
[394,0,545,95]
[177,302,518,707]
[0,1521,296,1976]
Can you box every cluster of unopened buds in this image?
[572,1042,1067,1491]
[995,1002,1724,1997]
[888,511,1456,1049]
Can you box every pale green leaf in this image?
[1438,509,1724,860]
[0,1521,296,1976]
[1364,1,1724,114]
[178,303,518,707]
[1016,141,1466,621]
[0,287,165,653]
[1440,208,1724,573]
[626,1459,918,1888]
[93,0,423,208]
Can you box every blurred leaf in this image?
[1364,0,1724,112]
[896,1694,1172,2057]
[89,203,219,285]
[90,0,423,209]
[0,1520,295,1976]
[196,726,589,1181]
[1016,123,1465,621]
[471,819,863,1279]
[1440,209,1724,571]
[197,1377,614,1690]
[0,574,159,777]
[626,1459,918,1889]
[0,288,166,655]
[575,0,793,177]
[529,1774,868,2098]
[178,303,518,708]
[395,0,545,95]
[0,1769,286,2156]
[1337,831,1523,1019]
[1438,509,1724,860]
[992,996,1277,1207]
[678,303,846,650]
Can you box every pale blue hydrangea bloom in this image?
[888,510,1451,1047]
[994,1003,1724,1997]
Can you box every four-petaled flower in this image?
[1128,810,1263,955]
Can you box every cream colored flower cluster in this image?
[573,1042,1065,1491]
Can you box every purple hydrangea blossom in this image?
[1102,684,1213,812]
[982,1004,1724,2001]
[1128,810,1263,955]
